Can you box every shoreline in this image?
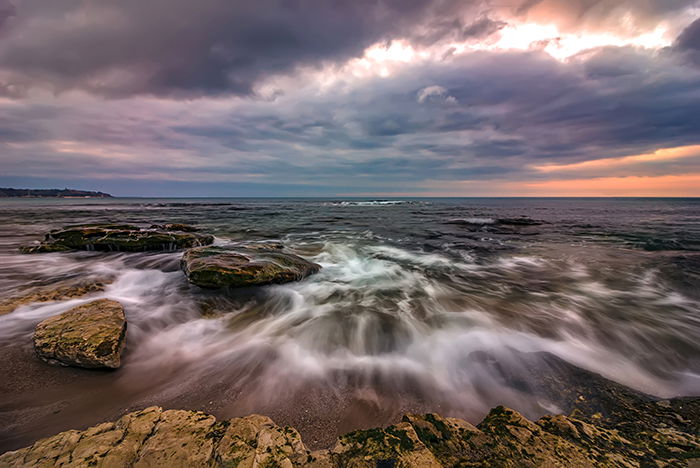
[2,362,698,466]
[1,205,698,465]
[2,339,698,456]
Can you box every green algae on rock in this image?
[2,396,698,467]
[0,279,109,316]
[20,224,213,253]
[33,299,127,369]
[181,245,321,289]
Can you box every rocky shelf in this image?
[19,224,214,253]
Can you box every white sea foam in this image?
[326,200,409,207]
[1,238,698,417]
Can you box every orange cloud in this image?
[533,145,700,173]
[354,172,700,197]
[520,173,700,197]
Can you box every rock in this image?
[2,396,698,467]
[33,299,127,369]
[20,224,213,253]
[149,223,199,232]
[0,407,312,468]
[331,421,442,467]
[0,280,108,315]
[496,217,544,226]
[444,217,544,227]
[523,352,700,439]
[181,245,321,289]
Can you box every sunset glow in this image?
[520,174,700,197]
[0,1,698,196]
[533,145,700,173]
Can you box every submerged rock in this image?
[445,217,544,228]
[33,299,127,369]
[2,394,698,467]
[149,223,199,232]
[496,217,544,226]
[20,223,213,253]
[0,279,108,315]
[181,245,321,289]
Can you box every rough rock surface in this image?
[181,244,321,289]
[1,396,698,466]
[20,224,213,253]
[0,280,108,315]
[149,223,199,232]
[33,299,127,369]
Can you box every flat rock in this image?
[0,279,108,316]
[20,223,213,253]
[181,245,321,289]
[33,299,127,369]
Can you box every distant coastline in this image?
[0,188,112,198]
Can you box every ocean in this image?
[0,197,699,450]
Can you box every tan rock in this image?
[133,410,217,467]
[33,299,127,369]
[1,398,698,467]
[0,280,108,316]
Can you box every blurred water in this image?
[0,197,699,450]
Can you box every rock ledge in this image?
[21,224,213,253]
[2,396,698,467]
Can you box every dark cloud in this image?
[0,0,484,97]
[0,0,14,29]
[1,2,699,195]
[4,38,700,193]
[674,17,700,66]
[1,0,696,98]
[677,18,700,51]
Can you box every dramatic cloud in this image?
[0,0,482,97]
[0,0,699,195]
[0,0,697,97]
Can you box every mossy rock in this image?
[0,279,109,315]
[20,224,213,253]
[33,299,127,369]
[181,245,321,289]
[149,223,199,232]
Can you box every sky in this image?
[1,0,700,197]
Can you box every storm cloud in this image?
[0,0,697,97]
[1,0,699,195]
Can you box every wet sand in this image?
[0,342,444,453]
